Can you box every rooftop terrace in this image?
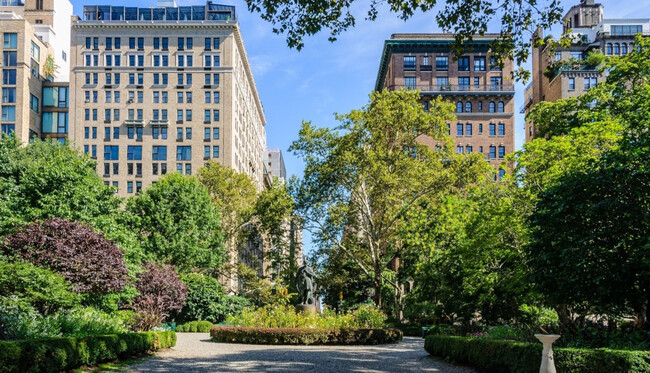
[82,1,235,22]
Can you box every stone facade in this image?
[375,33,515,177]
[524,0,650,142]
[69,3,267,195]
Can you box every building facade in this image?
[375,33,515,177]
[69,1,267,195]
[0,0,72,141]
[264,147,286,183]
[524,0,650,141]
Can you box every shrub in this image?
[210,326,403,345]
[176,321,213,333]
[0,261,77,315]
[0,331,175,373]
[226,304,387,329]
[424,334,650,373]
[2,218,128,295]
[177,273,224,323]
[131,262,188,331]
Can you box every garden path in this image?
[123,333,475,372]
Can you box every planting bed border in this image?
[210,326,403,345]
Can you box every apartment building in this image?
[524,0,650,141]
[375,33,515,178]
[0,0,72,141]
[69,1,267,195]
[264,147,286,183]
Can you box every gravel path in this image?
[123,333,475,372]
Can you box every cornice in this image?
[72,20,237,30]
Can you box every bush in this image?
[424,335,650,373]
[176,321,213,333]
[131,262,188,331]
[177,273,249,324]
[0,331,175,373]
[226,304,387,329]
[211,326,403,345]
[0,261,78,315]
[2,218,128,295]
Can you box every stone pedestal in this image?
[295,304,317,315]
[534,334,561,373]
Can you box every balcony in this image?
[124,119,144,126]
[148,120,169,126]
[386,84,515,95]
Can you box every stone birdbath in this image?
[534,334,561,373]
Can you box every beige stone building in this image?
[0,0,72,141]
[375,33,515,178]
[69,1,267,195]
[524,0,650,142]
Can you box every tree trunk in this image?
[374,266,383,308]
[555,304,574,327]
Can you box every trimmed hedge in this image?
[424,335,650,373]
[0,331,176,373]
[395,325,424,337]
[211,326,403,345]
[176,321,214,332]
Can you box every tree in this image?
[2,218,128,296]
[0,139,144,267]
[243,0,564,80]
[520,35,650,328]
[131,262,188,331]
[126,173,225,272]
[290,89,489,314]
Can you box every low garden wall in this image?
[424,334,650,373]
[0,331,176,373]
[211,326,403,345]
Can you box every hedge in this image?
[211,326,403,345]
[424,335,650,373]
[395,325,424,337]
[0,331,176,373]
[176,321,213,333]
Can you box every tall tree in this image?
[243,0,565,80]
[126,173,225,272]
[520,35,650,328]
[290,89,489,311]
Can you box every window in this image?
[2,69,16,85]
[422,56,429,65]
[153,91,159,103]
[177,53,193,67]
[404,77,416,89]
[458,57,469,71]
[204,54,220,67]
[1,105,15,121]
[614,43,620,55]
[104,145,119,160]
[403,56,416,71]
[478,101,483,111]
[205,92,211,103]
[127,181,133,194]
[84,127,90,139]
[489,57,501,71]
[137,37,144,50]
[162,91,168,103]
[84,53,99,66]
[153,37,160,50]
[205,37,219,50]
[3,51,17,66]
[490,77,502,90]
[498,123,505,136]
[185,164,191,175]
[568,77,575,90]
[213,146,219,158]
[465,123,472,136]
[466,145,473,153]
[570,51,583,60]
[176,127,183,140]
[436,77,449,89]
[3,33,17,49]
[465,102,472,113]
[176,146,191,161]
[611,25,643,36]
[1,124,14,134]
[489,146,496,160]
[606,43,613,55]
[498,146,505,158]
[474,57,486,71]
[456,101,463,113]
[186,127,192,139]
[213,92,220,103]
[489,101,495,113]
[555,52,562,61]
[106,37,113,50]
[478,123,483,134]
[435,56,448,70]
[456,145,464,154]
[622,43,628,55]
[474,77,480,88]
[204,145,210,158]
[489,123,496,136]
[213,128,219,139]
[106,73,113,84]
[127,145,142,160]
[204,109,211,122]
[153,146,167,160]
[177,92,183,103]
[458,77,470,90]
[186,110,192,121]
[456,123,463,136]
[498,169,505,180]
[584,77,597,90]
[2,88,16,103]
[92,127,97,138]
[204,128,211,140]
[114,109,120,121]
[212,110,219,121]
[497,101,504,113]
[113,126,119,139]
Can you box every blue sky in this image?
[69,0,649,253]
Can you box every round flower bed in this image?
[210,326,403,345]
